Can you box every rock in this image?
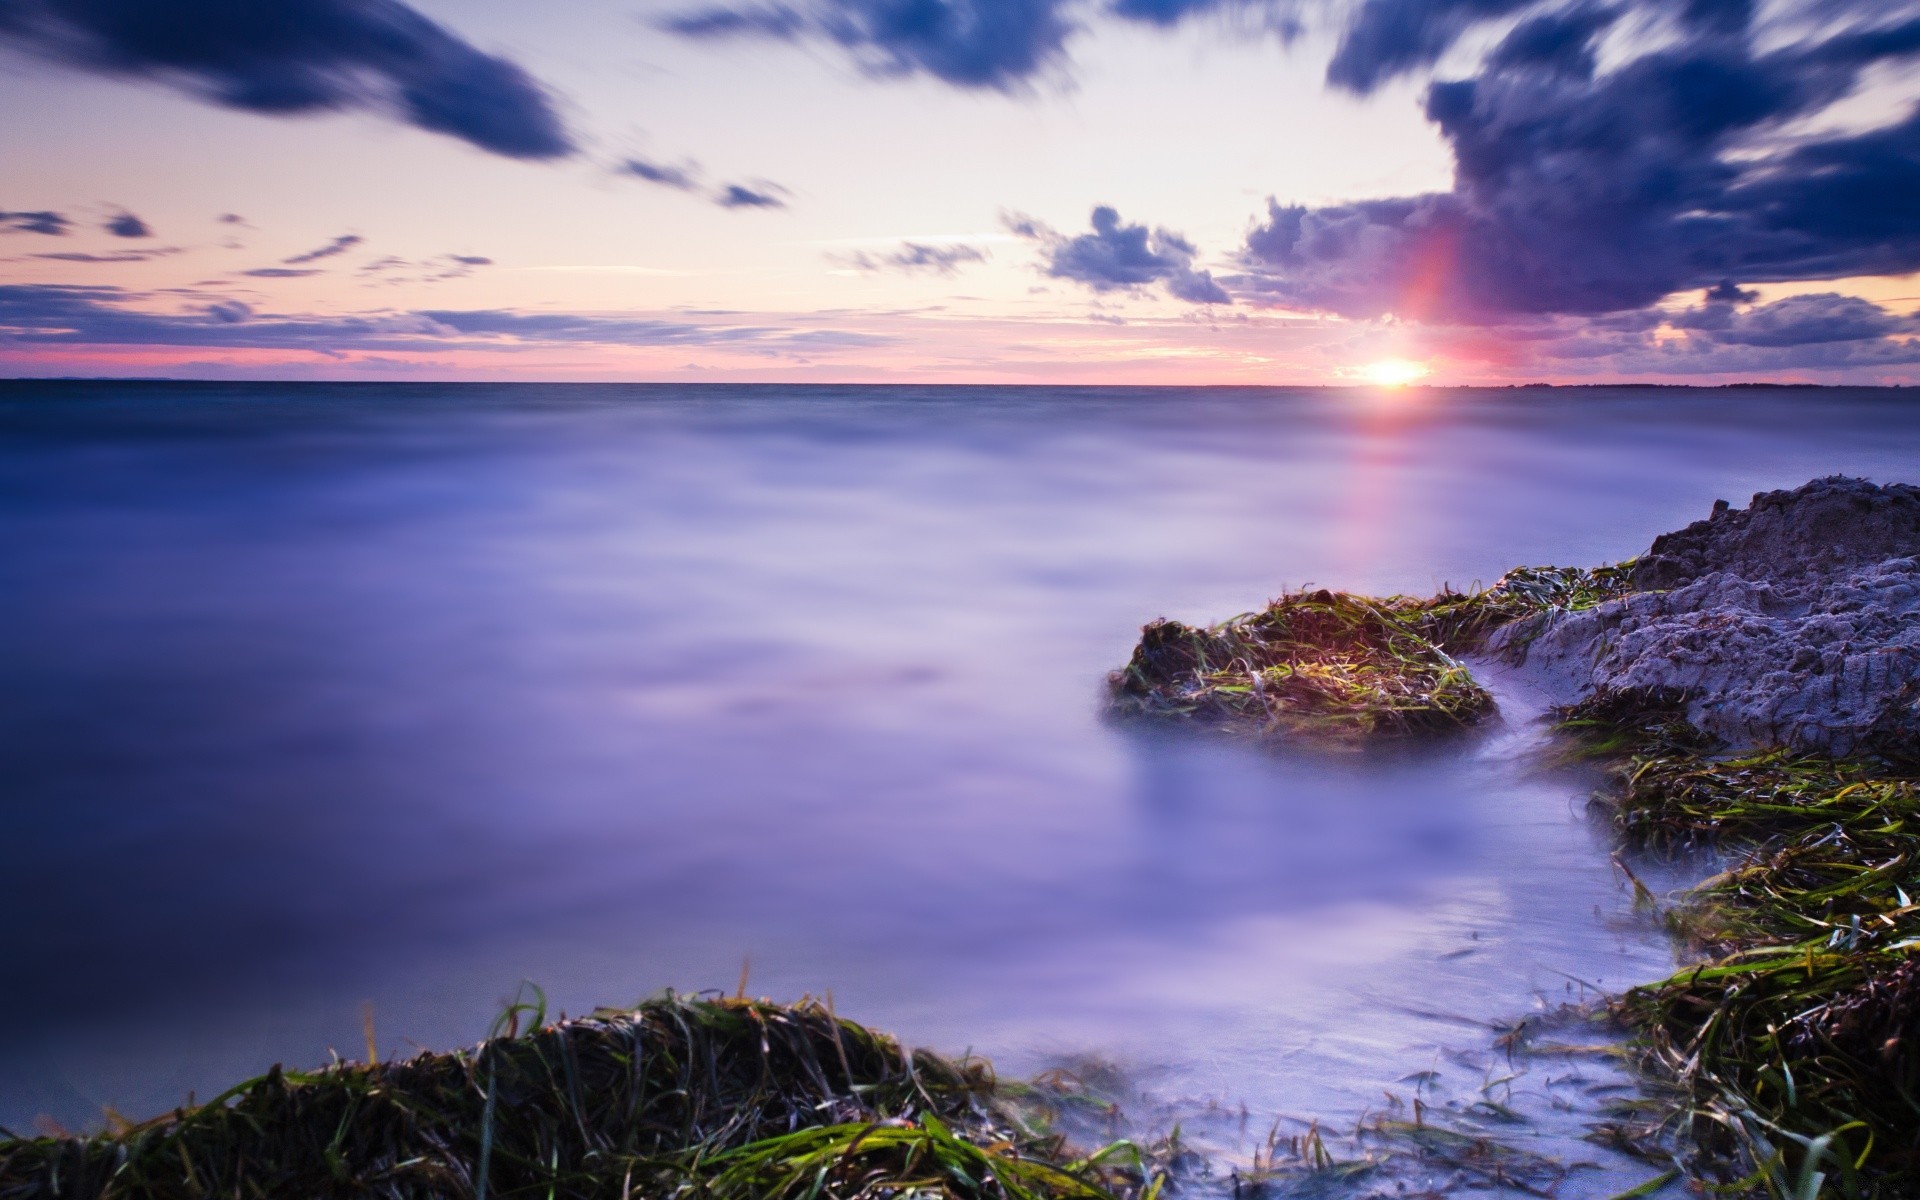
[1489,477,1920,758]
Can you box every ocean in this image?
[4,381,1918,1191]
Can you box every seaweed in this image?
[1104,562,1636,750]
[1106,590,1494,750]
[1563,706,1920,1197]
[0,994,1161,1200]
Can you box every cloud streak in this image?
[715,182,788,210]
[619,157,702,191]
[0,283,893,355]
[833,241,989,275]
[284,234,365,264]
[659,0,1077,90]
[0,209,71,235]
[0,0,575,159]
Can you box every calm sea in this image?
[5,381,1918,1190]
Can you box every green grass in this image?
[1105,563,1635,750]
[0,994,1162,1200]
[1106,589,1495,749]
[1562,698,1920,1197]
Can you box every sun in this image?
[1359,359,1430,387]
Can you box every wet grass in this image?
[1106,589,1494,750]
[1563,693,1920,1197]
[1105,563,1635,750]
[0,994,1163,1200]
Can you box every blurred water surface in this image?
[4,382,1918,1187]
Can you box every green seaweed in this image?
[0,994,1160,1200]
[1562,699,1920,1197]
[1105,562,1635,750]
[1106,589,1495,749]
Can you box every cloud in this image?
[659,0,1077,90]
[355,252,495,283]
[1673,293,1916,348]
[619,159,790,210]
[242,267,325,278]
[103,210,152,237]
[1236,1,1920,321]
[0,209,71,235]
[620,157,702,190]
[833,241,988,275]
[0,0,574,159]
[28,247,182,263]
[1324,0,1535,94]
[716,182,788,209]
[284,234,365,264]
[1010,206,1230,304]
[217,213,250,226]
[0,283,893,354]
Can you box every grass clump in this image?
[1413,562,1640,651]
[1106,589,1494,750]
[1563,695,1920,1196]
[1105,564,1635,750]
[0,994,1159,1200]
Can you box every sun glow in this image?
[1360,359,1430,387]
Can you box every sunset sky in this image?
[3,0,1918,384]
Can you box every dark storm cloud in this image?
[0,0,574,159]
[104,210,151,237]
[619,157,702,190]
[832,241,988,275]
[0,283,893,353]
[715,182,788,209]
[284,234,364,264]
[1323,0,1533,93]
[1235,1,1920,322]
[0,209,71,235]
[1011,206,1230,304]
[659,0,1077,90]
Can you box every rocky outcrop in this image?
[1489,477,1920,758]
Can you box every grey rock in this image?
[1488,477,1920,757]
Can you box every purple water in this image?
[4,381,1917,1191]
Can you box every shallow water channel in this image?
[5,382,1919,1194]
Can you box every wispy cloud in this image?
[284,235,365,265]
[831,242,989,276]
[28,247,183,264]
[716,182,790,210]
[357,253,496,285]
[619,157,703,191]
[0,284,896,355]
[0,209,71,236]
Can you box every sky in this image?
[2,0,1918,384]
